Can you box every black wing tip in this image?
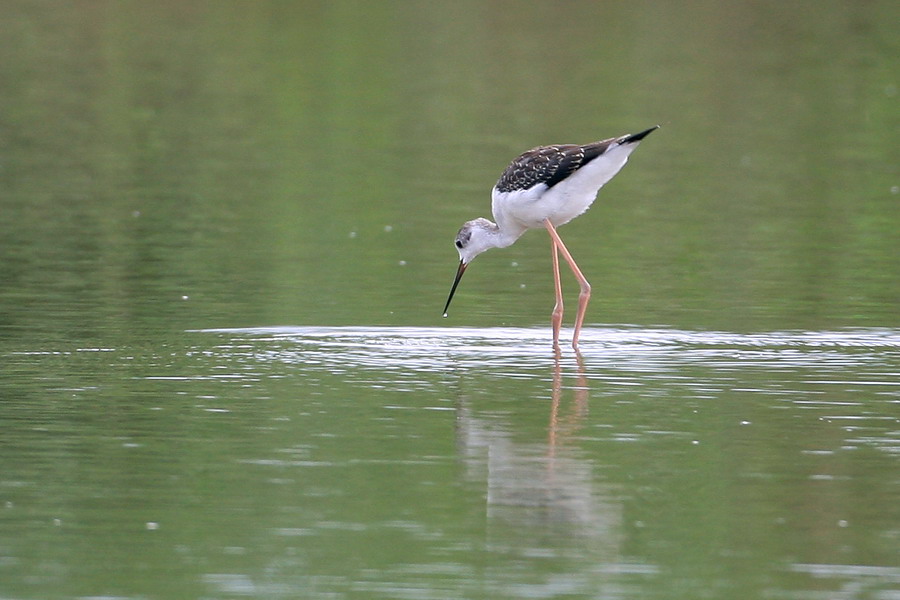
[621,125,660,144]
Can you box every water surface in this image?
[1,1,898,599]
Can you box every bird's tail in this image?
[620,125,659,144]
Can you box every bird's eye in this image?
[455,240,463,249]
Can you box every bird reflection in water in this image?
[455,351,622,567]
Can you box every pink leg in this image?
[549,232,564,350]
[544,220,591,350]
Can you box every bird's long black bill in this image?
[442,260,468,317]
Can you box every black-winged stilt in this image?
[443,125,658,350]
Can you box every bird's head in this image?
[453,218,498,264]
[443,218,498,317]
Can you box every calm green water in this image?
[1,2,898,599]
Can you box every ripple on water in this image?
[193,325,900,382]
[189,327,899,448]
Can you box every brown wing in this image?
[494,138,619,193]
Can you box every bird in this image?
[442,125,658,350]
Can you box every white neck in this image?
[490,221,526,249]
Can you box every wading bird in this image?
[442,126,658,350]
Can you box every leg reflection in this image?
[548,349,589,455]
